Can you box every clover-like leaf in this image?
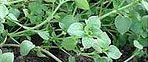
[62,37,77,50]
[0,4,9,19]
[20,40,35,56]
[75,0,90,10]
[1,52,14,62]
[67,22,85,37]
[134,40,143,49]
[85,16,101,29]
[97,38,110,49]
[37,31,50,40]
[82,37,94,49]
[115,15,132,35]
[92,39,102,53]
[59,15,77,31]
[107,45,122,59]
[99,32,111,46]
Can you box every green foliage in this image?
[106,45,122,59]
[20,40,35,56]
[0,4,8,23]
[0,0,147,62]
[75,0,90,10]
[62,37,77,50]
[115,15,132,35]
[133,40,143,49]
[37,31,50,40]
[0,50,14,62]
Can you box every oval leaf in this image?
[134,40,143,49]
[0,4,9,19]
[115,15,132,35]
[1,53,14,62]
[20,40,35,56]
[107,45,122,59]
[37,31,50,40]
[82,37,94,49]
[59,15,77,31]
[62,37,77,50]
[67,23,85,37]
[75,0,90,10]
[85,16,101,29]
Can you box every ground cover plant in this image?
[0,0,148,62]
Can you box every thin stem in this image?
[7,0,24,5]
[73,6,77,16]
[37,47,63,62]
[1,44,19,47]
[100,0,141,19]
[124,54,135,62]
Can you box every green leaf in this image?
[97,38,109,49]
[37,31,50,40]
[1,53,14,62]
[7,13,18,21]
[112,0,123,8]
[99,32,111,45]
[20,40,35,56]
[142,15,148,30]
[85,16,101,29]
[9,8,20,18]
[106,45,122,59]
[130,20,144,35]
[138,38,148,47]
[115,15,132,35]
[133,40,143,49]
[92,39,102,53]
[62,37,77,50]
[75,0,90,10]
[142,0,148,11]
[82,37,94,49]
[84,25,103,37]
[59,15,77,31]
[84,16,102,36]
[0,23,4,33]
[67,23,85,37]
[0,4,8,20]
[68,56,75,62]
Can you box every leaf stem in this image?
[37,47,63,62]
[7,0,24,5]
[123,54,135,62]
[100,0,141,19]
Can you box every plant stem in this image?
[0,44,62,62]
[37,47,63,62]
[7,0,24,5]
[100,0,141,19]
[1,44,19,47]
[124,54,135,62]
